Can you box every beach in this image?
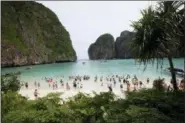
[18,76,172,100]
[2,59,183,100]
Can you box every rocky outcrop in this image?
[115,31,135,59]
[1,1,77,67]
[88,28,183,60]
[88,34,115,60]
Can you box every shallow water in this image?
[1,58,184,90]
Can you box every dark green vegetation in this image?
[1,73,184,123]
[1,1,77,67]
[88,34,115,60]
[1,72,21,92]
[131,1,184,91]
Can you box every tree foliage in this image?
[1,73,184,123]
[1,72,21,93]
[130,1,184,91]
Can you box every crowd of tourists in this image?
[20,74,185,99]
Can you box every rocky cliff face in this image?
[1,1,77,67]
[88,34,115,60]
[115,31,135,59]
[88,29,183,60]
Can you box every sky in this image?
[37,1,156,60]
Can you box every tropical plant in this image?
[153,78,166,91]
[131,1,184,91]
[1,72,21,93]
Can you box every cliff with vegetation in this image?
[88,34,115,60]
[88,30,183,60]
[1,1,77,67]
[115,30,135,59]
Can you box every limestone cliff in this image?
[1,1,77,67]
[115,31,135,59]
[88,34,115,60]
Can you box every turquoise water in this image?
[1,58,184,83]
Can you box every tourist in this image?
[38,82,40,88]
[66,82,70,90]
[80,84,83,89]
[25,82,28,89]
[114,80,116,87]
[73,81,77,89]
[34,81,37,87]
[95,76,97,82]
[167,84,172,91]
[53,82,55,90]
[133,84,136,91]
[135,81,138,88]
[101,82,103,86]
[55,82,58,89]
[60,79,63,83]
[147,78,149,84]
[120,83,123,89]
[108,84,112,92]
[127,82,130,92]
[139,81,143,88]
[179,79,185,90]
[34,89,39,99]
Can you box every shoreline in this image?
[1,60,77,68]
[19,77,175,100]
[2,57,184,68]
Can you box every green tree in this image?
[1,72,21,93]
[131,1,184,91]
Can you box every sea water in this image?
[1,58,184,90]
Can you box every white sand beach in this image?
[18,76,174,100]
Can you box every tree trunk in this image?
[168,57,178,91]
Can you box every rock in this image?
[1,1,77,67]
[88,34,115,60]
[115,30,135,59]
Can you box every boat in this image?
[165,68,185,77]
[26,67,32,70]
